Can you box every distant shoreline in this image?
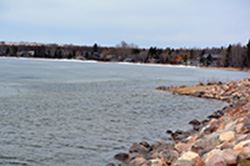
[2,56,250,72]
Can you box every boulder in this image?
[106,163,116,166]
[147,158,167,166]
[129,156,147,166]
[129,143,150,154]
[174,160,193,166]
[179,151,199,161]
[222,149,237,165]
[236,122,250,134]
[224,121,236,131]
[191,135,219,155]
[205,153,226,166]
[175,143,191,153]
[159,150,179,164]
[217,141,234,149]
[219,131,235,142]
[234,140,250,151]
[238,147,250,160]
[176,151,203,166]
[114,153,130,162]
[202,119,220,134]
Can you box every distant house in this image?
[123,57,135,62]
[16,50,35,57]
[187,58,200,66]
[201,53,222,66]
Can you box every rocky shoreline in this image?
[107,78,250,166]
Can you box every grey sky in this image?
[0,0,249,48]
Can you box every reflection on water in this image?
[0,58,249,165]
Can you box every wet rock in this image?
[207,111,223,119]
[129,143,151,154]
[166,130,173,135]
[114,153,130,162]
[205,151,227,166]
[170,130,191,142]
[129,156,147,166]
[139,141,151,149]
[175,143,191,153]
[106,163,116,166]
[202,119,220,134]
[147,158,167,166]
[189,119,202,131]
[191,135,219,155]
[201,119,209,126]
[159,150,179,164]
[152,142,174,153]
[238,147,250,160]
[222,149,237,165]
[189,119,201,126]
[219,131,235,142]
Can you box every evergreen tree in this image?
[10,45,18,56]
[93,43,98,53]
[247,40,250,67]
[224,44,232,67]
[206,54,213,66]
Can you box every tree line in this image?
[0,40,250,68]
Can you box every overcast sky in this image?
[0,0,249,48]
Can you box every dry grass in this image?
[169,85,215,95]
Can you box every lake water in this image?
[0,58,249,166]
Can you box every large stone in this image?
[204,149,223,160]
[114,153,130,162]
[159,150,179,164]
[222,149,237,165]
[129,156,147,166]
[234,140,250,151]
[152,142,174,154]
[202,119,220,134]
[129,143,150,154]
[175,143,191,153]
[224,121,236,131]
[174,160,193,166]
[238,147,250,160]
[219,131,235,142]
[191,135,219,155]
[147,158,167,166]
[236,123,245,133]
[139,141,151,149]
[236,122,250,134]
[177,151,203,166]
[205,148,238,166]
[217,141,234,149]
[179,151,199,161]
[106,163,116,166]
[205,153,227,166]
